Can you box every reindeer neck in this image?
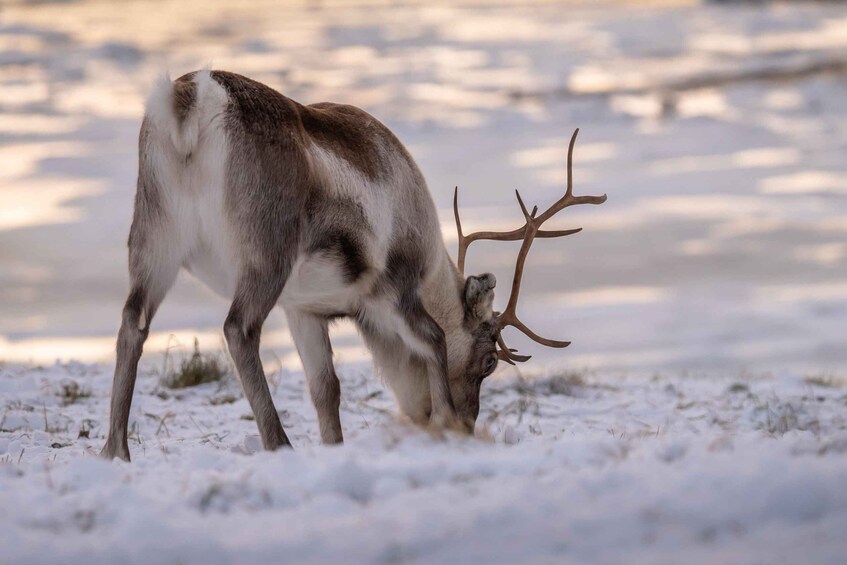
[421,246,465,337]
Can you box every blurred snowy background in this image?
[1,0,845,375]
[2,2,847,564]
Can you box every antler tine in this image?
[515,190,535,222]
[534,129,608,225]
[453,188,582,275]
[495,128,606,358]
[566,127,576,197]
[496,334,530,365]
[453,186,468,274]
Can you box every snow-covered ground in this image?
[1,362,846,564]
[2,0,846,374]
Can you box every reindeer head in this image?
[448,129,607,428]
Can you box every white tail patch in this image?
[144,70,228,157]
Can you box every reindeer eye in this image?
[481,353,498,378]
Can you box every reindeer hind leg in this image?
[102,230,180,461]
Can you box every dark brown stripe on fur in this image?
[208,71,390,181]
[309,230,369,283]
[172,74,197,124]
[301,102,390,181]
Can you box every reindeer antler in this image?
[453,192,581,275]
[453,128,607,364]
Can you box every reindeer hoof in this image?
[428,411,472,436]
[100,441,131,462]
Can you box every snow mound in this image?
[1,363,846,563]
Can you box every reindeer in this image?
[100,70,606,461]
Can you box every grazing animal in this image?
[101,70,606,461]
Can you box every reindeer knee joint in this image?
[310,371,341,408]
[120,308,148,341]
[224,313,259,350]
[223,317,243,346]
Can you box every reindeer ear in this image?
[464,273,496,321]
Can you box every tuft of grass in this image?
[59,381,92,406]
[77,418,95,439]
[805,374,845,389]
[161,338,229,389]
[514,371,587,397]
[210,394,239,406]
[546,372,586,396]
[753,400,820,436]
[727,383,750,394]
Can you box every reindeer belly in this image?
[183,239,239,299]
